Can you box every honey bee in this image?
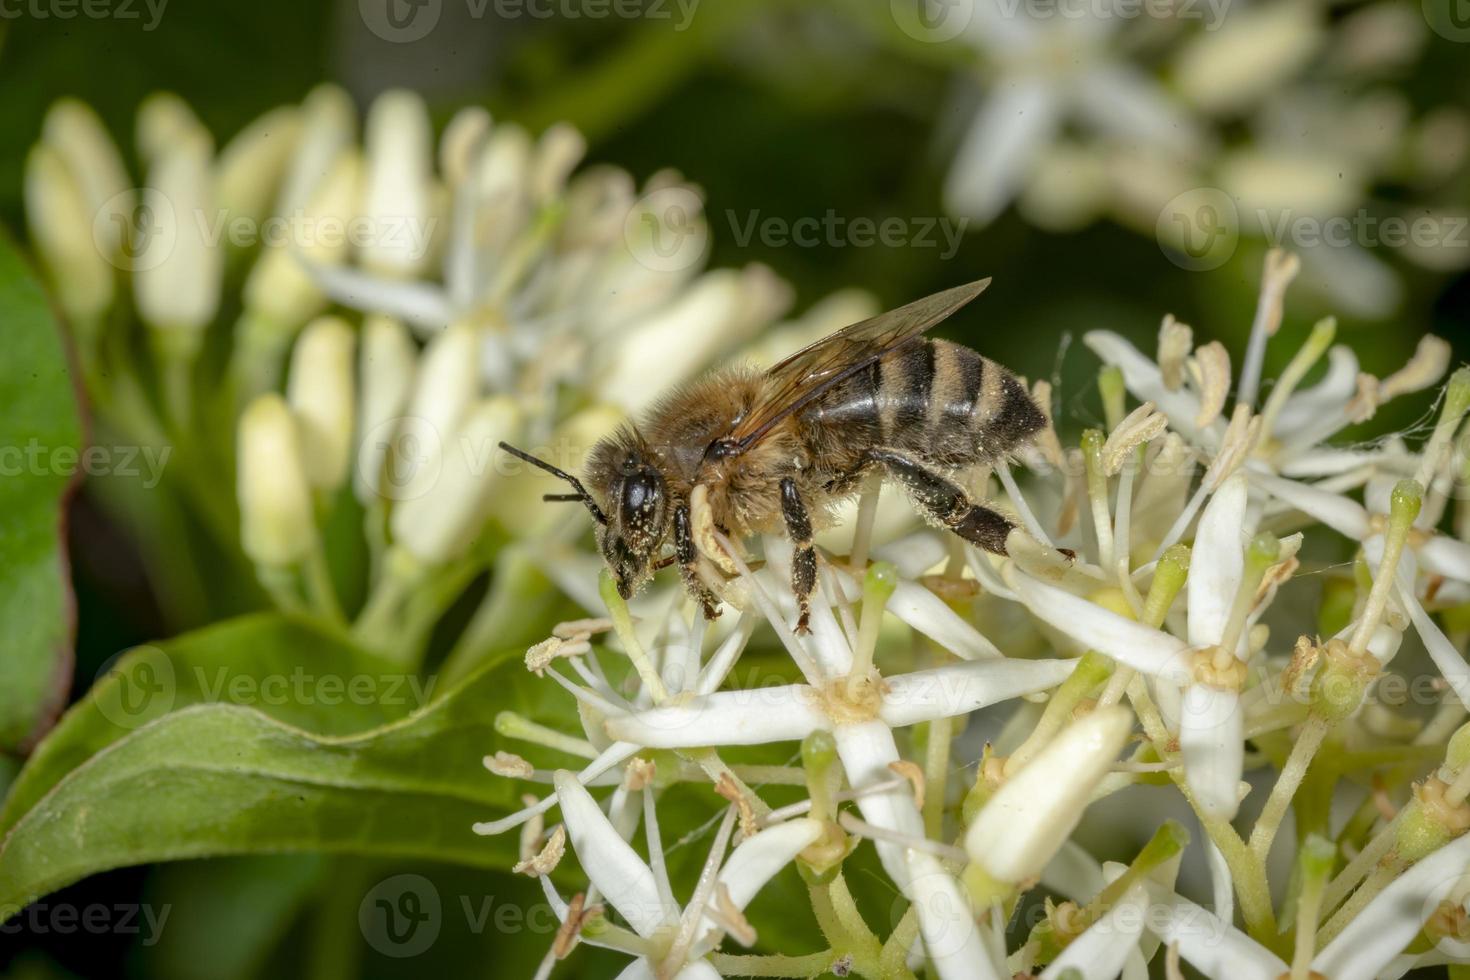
[500,279,1046,631]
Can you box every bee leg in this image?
[867,448,1013,555]
[674,503,722,620]
[780,477,816,634]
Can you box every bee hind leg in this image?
[673,503,722,620]
[866,448,1013,555]
[779,477,816,634]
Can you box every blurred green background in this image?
[1,0,1468,975]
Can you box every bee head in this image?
[588,428,671,599]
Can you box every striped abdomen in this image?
[800,338,1046,475]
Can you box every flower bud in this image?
[530,123,586,203]
[237,394,315,567]
[41,98,133,260]
[965,706,1132,892]
[136,131,222,347]
[405,323,481,446]
[597,265,791,412]
[391,397,521,565]
[287,316,357,493]
[242,152,362,328]
[439,107,492,188]
[354,316,418,503]
[24,144,114,323]
[216,105,302,230]
[136,92,206,166]
[276,84,356,217]
[360,89,433,279]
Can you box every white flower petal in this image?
[965,708,1132,884]
[906,850,999,980]
[1312,833,1470,980]
[602,686,825,749]
[1072,63,1199,155]
[945,79,1060,224]
[834,720,924,891]
[305,260,454,328]
[830,565,1003,660]
[1041,875,1150,980]
[552,770,676,938]
[1188,474,1248,649]
[1421,536,1470,584]
[1007,569,1194,684]
[614,959,655,980]
[1250,470,1371,539]
[1141,888,1285,979]
[1179,684,1244,820]
[1040,841,1106,903]
[1399,583,1470,711]
[879,658,1079,728]
[674,961,721,980]
[718,819,824,910]
[1274,345,1361,443]
[1083,331,1214,445]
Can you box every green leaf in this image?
[0,620,579,919]
[0,231,84,752]
[0,613,420,834]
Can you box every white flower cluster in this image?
[24,88,836,648]
[481,249,1470,979]
[939,0,1469,316]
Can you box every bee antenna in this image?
[498,442,608,526]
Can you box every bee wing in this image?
[728,278,991,451]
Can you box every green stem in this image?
[1250,716,1331,861]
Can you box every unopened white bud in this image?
[406,323,481,446]
[530,123,586,203]
[391,397,521,565]
[24,144,114,323]
[597,265,792,412]
[276,84,357,217]
[41,99,133,260]
[238,394,316,567]
[439,107,492,188]
[216,106,302,229]
[965,707,1132,885]
[136,131,222,345]
[360,89,433,279]
[287,316,357,493]
[355,316,418,503]
[136,92,206,166]
[243,152,362,329]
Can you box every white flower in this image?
[1139,832,1470,980]
[965,706,1133,884]
[215,105,302,230]
[1005,475,1263,819]
[286,315,357,493]
[237,394,315,567]
[546,770,823,975]
[24,143,114,324]
[359,89,435,279]
[40,98,133,262]
[944,0,1202,225]
[136,130,223,343]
